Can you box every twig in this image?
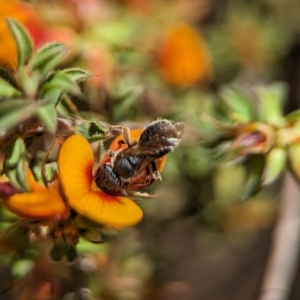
[259,171,300,300]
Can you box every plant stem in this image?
[259,171,300,300]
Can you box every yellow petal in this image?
[58,134,143,227]
[4,187,67,218]
[58,134,94,200]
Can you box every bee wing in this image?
[139,119,184,155]
[134,154,158,174]
[114,148,158,178]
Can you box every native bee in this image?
[95,119,184,196]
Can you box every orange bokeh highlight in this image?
[156,23,213,87]
[0,0,73,71]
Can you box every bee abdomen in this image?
[95,164,126,196]
[114,155,142,179]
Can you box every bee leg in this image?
[109,125,134,147]
[151,161,162,181]
[145,165,151,182]
[107,149,116,165]
[122,126,134,147]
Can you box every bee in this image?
[95,119,184,196]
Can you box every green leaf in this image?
[75,121,108,142]
[19,71,40,98]
[32,42,66,78]
[6,18,33,67]
[42,88,63,106]
[0,101,39,132]
[5,168,24,191]
[4,138,28,191]
[42,68,92,106]
[0,78,21,98]
[0,67,18,89]
[62,68,92,83]
[55,100,70,117]
[256,82,288,126]
[37,102,57,134]
[4,138,25,169]
[283,110,300,132]
[40,72,80,97]
[16,155,29,191]
[285,109,300,122]
[241,154,265,200]
[288,143,300,181]
[263,147,286,185]
[220,86,253,122]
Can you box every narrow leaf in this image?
[42,88,63,106]
[241,154,265,200]
[32,42,66,78]
[62,68,92,83]
[75,121,108,142]
[256,82,288,126]
[220,86,253,122]
[0,67,18,89]
[16,156,30,191]
[4,138,27,191]
[0,101,39,132]
[4,138,25,169]
[37,102,57,134]
[0,78,21,98]
[288,143,300,181]
[263,147,286,185]
[6,18,33,67]
[5,169,24,191]
[40,72,80,96]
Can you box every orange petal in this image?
[71,184,143,227]
[4,187,67,218]
[58,134,94,200]
[26,168,45,192]
[58,134,143,227]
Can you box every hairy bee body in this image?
[95,119,184,196]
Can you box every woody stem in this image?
[259,171,300,300]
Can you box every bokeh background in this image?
[1,0,300,299]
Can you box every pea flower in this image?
[3,168,69,219]
[58,134,143,228]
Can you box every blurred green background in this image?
[1,0,300,299]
